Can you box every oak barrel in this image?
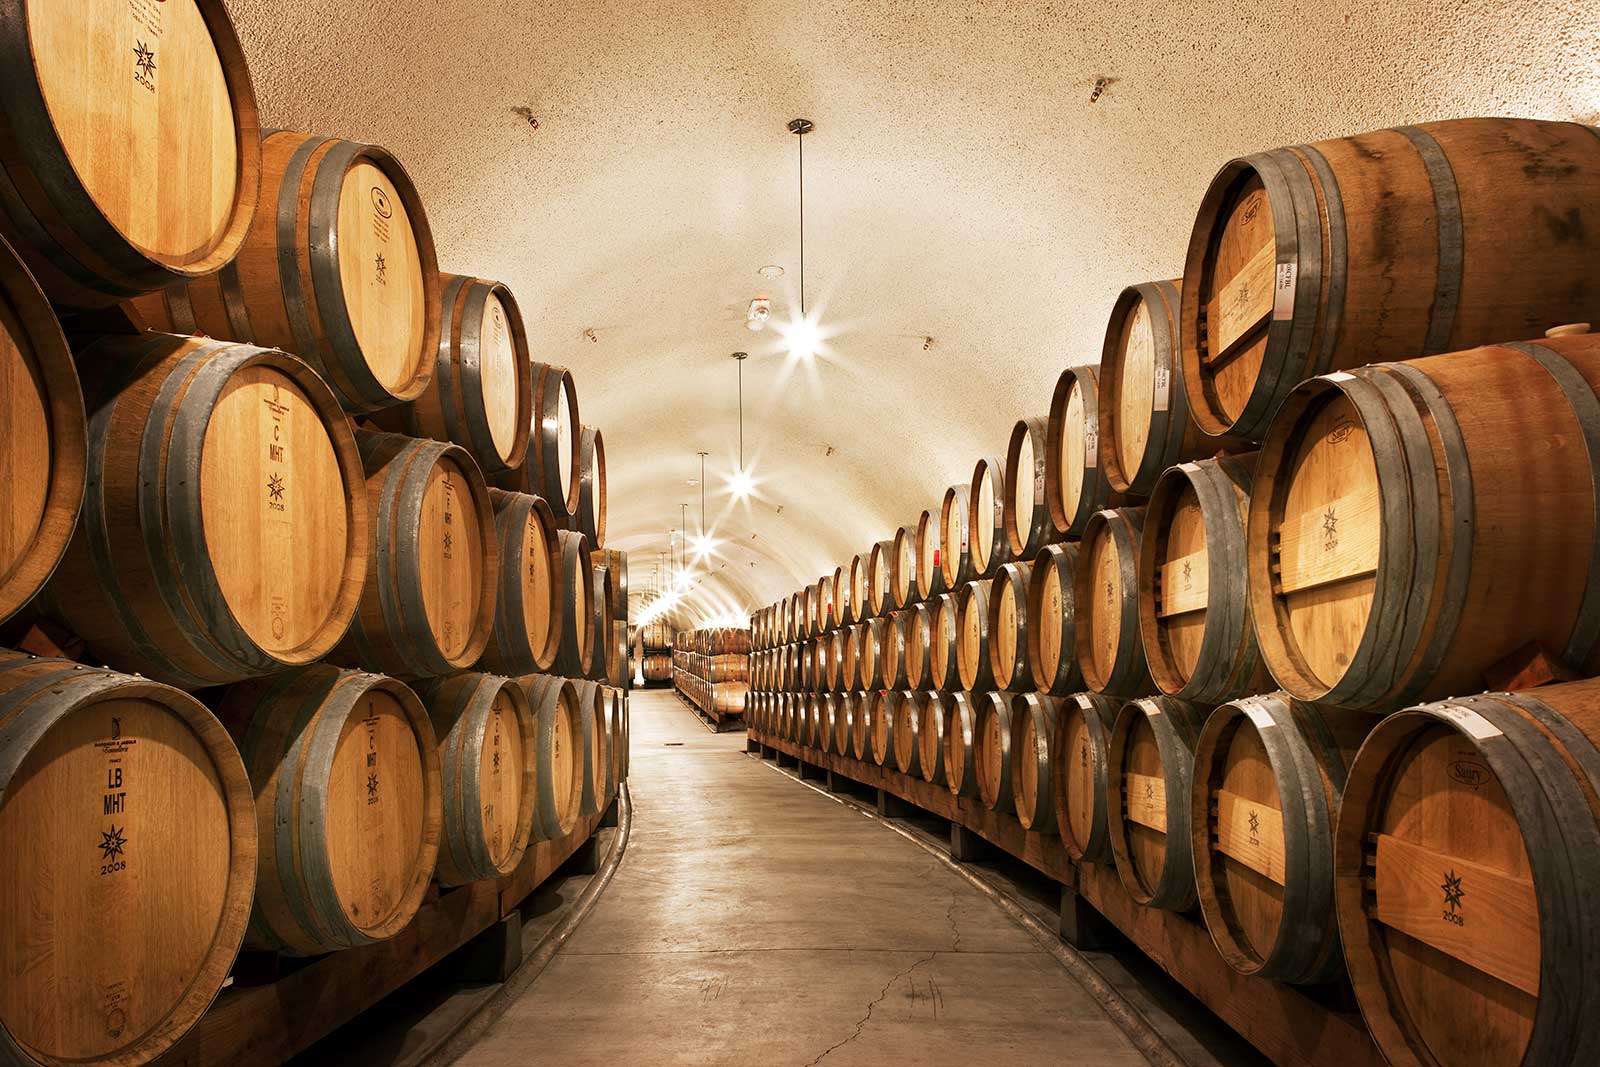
[375,274,531,474]
[851,690,876,761]
[40,334,365,688]
[939,485,976,589]
[892,689,924,777]
[1003,416,1052,560]
[133,131,440,412]
[1028,543,1084,696]
[331,432,497,679]
[512,675,586,840]
[478,490,562,676]
[918,692,951,786]
[955,579,997,693]
[570,679,611,816]
[1047,365,1124,539]
[1052,691,1121,862]
[1140,454,1269,703]
[832,564,853,627]
[1182,117,1600,441]
[0,0,261,307]
[553,531,597,679]
[216,664,442,955]
[495,365,581,523]
[890,524,920,609]
[1334,680,1600,1067]
[867,539,895,616]
[1075,507,1154,697]
[0,236,84,624]
[1249,335,1600,711]
[574,424,607,548]
[870,690,901,767]
[943,691,982,798]
[915,506,948,600]
[1012,692,1061,833]
[0,651,254,1066]
[1106,695,1208,911]
[969,456,1012,579]
[900,604,935,691]
[973,690,1014,813]
[988,560,1035,692]
[1192,693,1368,984]
[416,672,535,886]
[928,593,961,694]
[1100,280,1240,495]
[831,692,854,755]
[847,553,870,624]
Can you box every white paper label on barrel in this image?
[1244,702,1278,732]
[1153,365,1170,413]
[1436,704,1502,741]
[1326,371,1357,382]
[1034,457,1046,505]
[1084,426,1099,471]
[1272,262,1297,321]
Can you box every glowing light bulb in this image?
[783,315,821,360]
[729,467,755,499]
[691,533,718,562]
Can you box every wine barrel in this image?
[1334,680,1600,1067]
[830,692,853,755]
[553,531,596,679]
[1076,507,1154,697]
[929,593,961,694]
[573,425,607,549]
[132,131,440,412]
[1028,543,1084,696]
[1249,335,1600,711]
[331,432,496,678]
[0,0,261,307]
[1192,693,1369,984]
[890,524,920,608]
[892,689,924,777]
[605,686,624,793]
[1183,117,1600,442]
[973,690,1015,813]
[943,691,983,798]
[1100,281,1242,495]
[478,490,562,676]
[918,692,951,786]
[940,484,976,589]
[589,561,616,682]
[818,573,836,631]
[900,603,935,691]
[600,548,629,687]
[0,651,254,1066]
[845,553,869,623]
[571,679,611,816]
[831,564,852,627]
[217,665,441,955]
[514,675,587,840]
[837,624,859,692]
[969,456,1012,579]
[1012,692,1061,833]
[867,540,895,616]
[1140,454,1268,703]
[496,365,581,524]
[815,692,836,754]
[871,690,901,767]
[416,672,535,886]
[1052,691,1121,862]
[877,615,908,691]
[377,274,532,474]
[40,334,366,688]
[956,579,997,693]
[988,561,1034,692]
[804,582,821,638]
[1003,416,1052,560]
[1047,365,1125,539]
[1106,695,1208,911]
[915,506,948,600]
[851,690,878,761]
[0,237,84,624]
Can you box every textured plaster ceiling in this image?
[226,0,1599,625]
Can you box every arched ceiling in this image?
[227,0,1598,625]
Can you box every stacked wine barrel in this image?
[638,618,674,685]
[673,627,751,722]
[0,4,626,1064]
[748,116,1600,1067]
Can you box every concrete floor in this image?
[456,690,1152,1067]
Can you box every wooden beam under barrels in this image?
[749,726,1382,1067]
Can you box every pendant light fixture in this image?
[730,351,754,499]
[692,452,715,562]
[783,118,820,360]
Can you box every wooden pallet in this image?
[674,688,745,732]
[748,727,1383,1067]
[157,802,613,1066]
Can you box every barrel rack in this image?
[158,796,619,1065]
[746,725,1384,1067]
[675,687,746,733]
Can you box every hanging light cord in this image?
[798,127,806,317]
[737,358,745,471]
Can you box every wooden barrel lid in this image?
[1077,508,1149,695]
[969,456,1008,577]
[478,289,521,460]
[1108,290,1160,483]
[0,664,250,1064]
[1108,696,1204,910]
[0,238,83,624]
[201,364,349,658]
[974,691,1012,811]
[915,507,945,599]
[1013,692,1059,831]
[940,484,973,589]
[26,0,240,262]
[416,453,489,662]
[1054,691,1119,862]
[1189,170,1276,433]
[1262,389,1380,694]
[918,692,949,785]
[1147,472,1210,683]
[335,160,427,394]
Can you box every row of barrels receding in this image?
[749,677,1600,1067]
[0,649,623,1067]
[672,627,751,720]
